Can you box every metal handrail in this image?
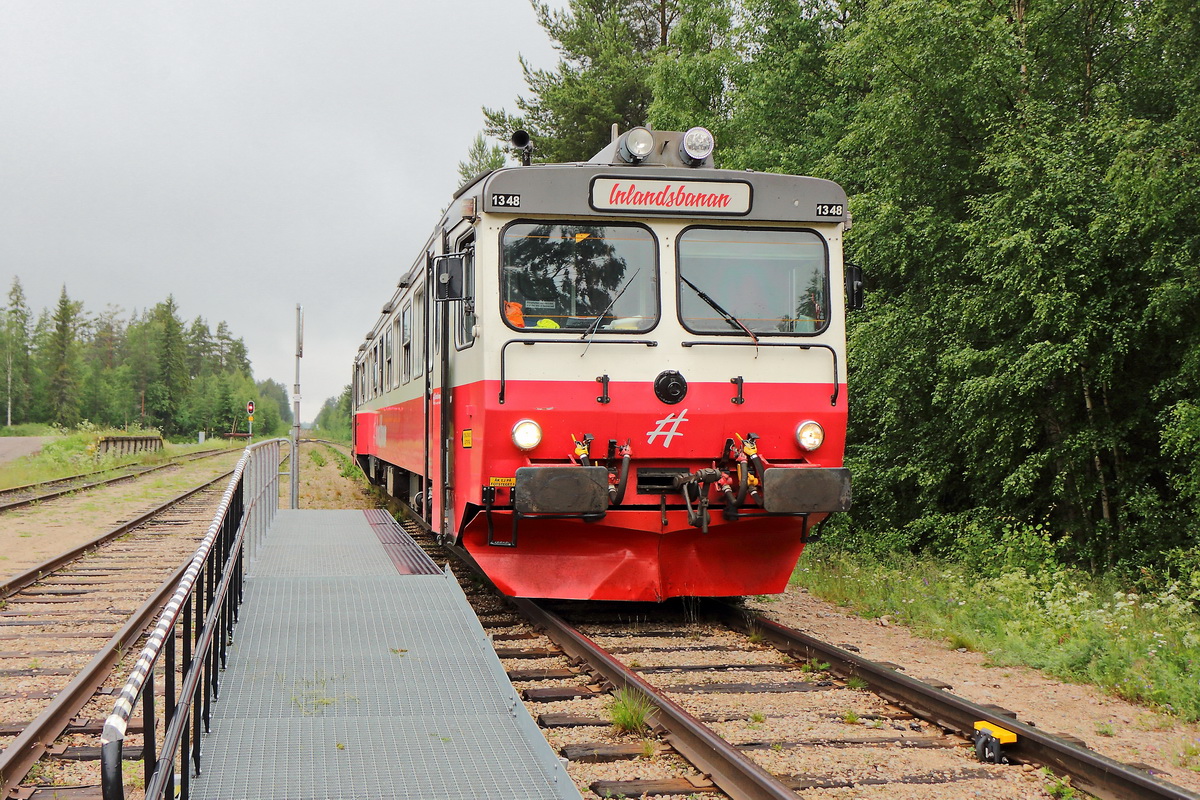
[100,438,287,800]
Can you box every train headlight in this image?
[680,126,715,165]
[511,419,543,451]
[619,127,655,163]
[796,421,824,452]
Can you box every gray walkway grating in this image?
[190,509,579,800]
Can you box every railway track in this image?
[0,447,231,514]
[397,513,1200,800]
[0,471,237,798]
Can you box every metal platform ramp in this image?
[189,509,579,800]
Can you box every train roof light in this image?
[618,127,655,163]
[680,127,715,165]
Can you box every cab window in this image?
[678,228,829,335]
[500,222,657,332]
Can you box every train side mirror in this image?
[845,262,865,311]
[435,255,465,301]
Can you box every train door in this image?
[430,232,474,541]
[419,252,435,524]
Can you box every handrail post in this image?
[142,670,156,787]
[164,627,176,799]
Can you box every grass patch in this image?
[322,444,367,482]
[1178,737,1200,772]
[608,687,657,734]
[1043,769,1077,798]
[794,545,1200,720]
[308,449,328,468]
[0,423,56,436]
[0,422,234,490]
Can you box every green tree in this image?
[123,308,158,427]
[484,0,681,162]
[2,278,33,426]
[145,296,189,433]
[44,286,85,427]
[80,305,132,426]
[186,316,215,377]
[313,386,353,442]
[214,321,250,374]
[256,378,292,427]
[214,373,238,435]
[825,0,1200,570]
[457,132,508,184]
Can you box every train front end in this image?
[454,127,853,601]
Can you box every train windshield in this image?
[501,222,658,332]
[677,228,829,335]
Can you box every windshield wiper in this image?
[581,268,641,354]
[678,273,759,346]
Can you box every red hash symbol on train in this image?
[646,410,689,448]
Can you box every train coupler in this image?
[717,471,738,520]
[719,438,750,517]
[607,440,631,506]
[674,467,722,533]
[572,433,595,466]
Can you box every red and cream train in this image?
[352,126,857,601]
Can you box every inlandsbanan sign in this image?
[591,178,752,215]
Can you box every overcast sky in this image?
[0,1,558,423]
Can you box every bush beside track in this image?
[795,542,1200,726]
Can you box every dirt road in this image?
[0,436,54,465]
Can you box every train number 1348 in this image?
[492,193,522,208]
[815,203,844,217]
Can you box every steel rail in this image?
[0,446,227,496]
[710,603,1200,800]
[0,470,235,599]
[441,519,1200,800]
[0,560,190,798]
[410,514,813,800]
[0,447,232,514]
[511,596,798,800]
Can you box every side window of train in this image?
[368,348,376,397]
[383,326,394,389]
[414,290,425,379]
[374,341,383,395]
[401,302,413,384]
[391,316,402,388]
[455,240,476,349]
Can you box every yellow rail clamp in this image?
[974,720,1018,744]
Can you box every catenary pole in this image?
[291,304,303,509]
